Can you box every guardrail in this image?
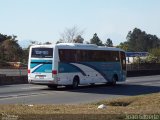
[0,69,27,76]
[0,76,28,85]
[127,63,160,71]
[0,68,160,85]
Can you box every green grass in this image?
[0,92,160,120]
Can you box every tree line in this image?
[0,27,160,65]
[117,28,160,63]
[0,34,26,64]
[117,28,160,52]
[56,26,113,47]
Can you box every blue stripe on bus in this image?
[31,60,52,63]
[31,60,52,73]
[78,62,108,81]
[80,62,121,81]
[32,64,52,73]
[68,63,86,76]
[31,63,39,69]
[58,63,86,76]
[58,62,121,81]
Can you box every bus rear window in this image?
[31,48,53,58]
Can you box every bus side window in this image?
[59,50,64,62]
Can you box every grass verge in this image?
[0,92,160,120]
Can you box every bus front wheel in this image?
[108,75,118,86]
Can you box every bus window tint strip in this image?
[59,49,120,62]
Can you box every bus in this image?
[28,43,126,89]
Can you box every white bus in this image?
[28,43,126,89]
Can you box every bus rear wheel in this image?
[72,76,79,89]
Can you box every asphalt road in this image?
[0,75,160,104]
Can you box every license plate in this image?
[36,75,46,79]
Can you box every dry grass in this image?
[0,92,160,120]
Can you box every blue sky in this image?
[0,0,160,47]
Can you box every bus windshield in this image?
[31,48,53,58]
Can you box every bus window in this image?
[31,48,53,58]
[59,49,121,62]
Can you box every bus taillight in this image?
[28,69,30,74]
[52,70,57,75]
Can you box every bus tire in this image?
[111,75,118,86]
[48,85,57,89]
[90,83,95,86]
[107,75,118,86]
[72,76,79,89]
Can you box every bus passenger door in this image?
[120,51,126,81]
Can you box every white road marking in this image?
[0,92,52,100]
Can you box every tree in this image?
[126,28,160,52]
[30,40,42,45]
[56,39,64,44]
[145,54,158,63]
[73,35,84,43]
[22,48,29,64]
[0,34,30,65]
[0,33,12,43]
[0,45,5,60]
[117,42,129,51]
[84,41,90,44]
[90,33,104,46]
[58,26,84,43]
[44,42,52,45]
[1,36,23,61]
[149,48,160,62]
[104,38,113,47]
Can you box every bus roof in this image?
[30,44,54,48]
[30,43,124,52]
[56,43,124,51]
